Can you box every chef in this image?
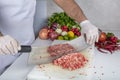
[0,0,98,74]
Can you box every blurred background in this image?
[34,0,120,38]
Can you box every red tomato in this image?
[99,32,107,42]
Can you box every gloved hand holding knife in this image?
[0,35,21,55]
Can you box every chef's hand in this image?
[0,35,21,55]
[80,20,99,45]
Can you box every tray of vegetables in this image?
[39,12,81,41]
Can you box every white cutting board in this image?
[27,41,94,80]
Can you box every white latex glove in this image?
[80,20,99,45]
[0,35,21,55]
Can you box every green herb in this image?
[118,39,120,43]
[106,32,114,38]
[48,12,81,30]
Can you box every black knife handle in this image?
[18,45,31,53]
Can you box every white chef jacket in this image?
[0,0,36,74]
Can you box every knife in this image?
[19,35,91,65]
[18,45,68,64]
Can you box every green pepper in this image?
[63,35,69,40]
[106,32,114,38]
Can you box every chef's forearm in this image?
[54,0,87,23]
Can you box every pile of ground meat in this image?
[47,43,76,56]
[53,53,88,70]
[47,43,88,70]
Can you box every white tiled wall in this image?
[46,0,120,31]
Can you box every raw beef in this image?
[47,43,76,56]
[53,53,88,70]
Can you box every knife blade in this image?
[18,45,61,64]
[19,35,91,64]
[64,35,90,51]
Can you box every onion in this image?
[48,31,59,41]
[39,28,49,40]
